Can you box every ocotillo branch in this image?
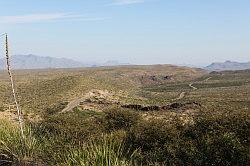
[4,33,25,139]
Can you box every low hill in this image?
[0,64,206,114]
[205,61,250,71]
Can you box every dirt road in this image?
[172,76,212,101]
[172,92,186,101]
[189,83,198,90]
[60,98,85,113]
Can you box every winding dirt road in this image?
[172,92,186,101]
[60,77,213,112]
[204,77,212,82]
[172,76,212,101]
[188,83,198,90]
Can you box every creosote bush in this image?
[126,111,250,165]
[35,111,105,146]
[126,117,183,165]
[44,101,69,116]
[178,111,250,165]
[102,108,141,132]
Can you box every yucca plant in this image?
[0,119,42,165]
[60,131,139,166]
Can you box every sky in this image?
[0,0,249,66]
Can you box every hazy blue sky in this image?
[0,0,249,66]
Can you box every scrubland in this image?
[0,65,249,165]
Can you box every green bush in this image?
[102,108,141,132]
[1,108,249,165]
[34,111,105,146]
[126,118,183,165]
[0,106,4,112]
[179,111,250,165]
[44,101,69,116]
[125,111,250,165]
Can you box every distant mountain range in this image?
[1,55,248,71]
[205,61,250,71]
[0,54,85,69]
[0,55,129,69]
[101,60,130,67]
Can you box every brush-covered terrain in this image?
[0,65,249,166]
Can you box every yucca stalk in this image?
[4,33,25,139]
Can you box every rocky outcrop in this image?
[122,101,201,112]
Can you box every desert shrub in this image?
[0,106,4,112]
[126,118,183,165]
[179,111,250,165]
[44,101,69,116]
[29,111,106,164]
[102,108,141,132]
[2,107,248,165]
[124,111,250,165]
[34,111,105,146]
[31,108,141,165]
